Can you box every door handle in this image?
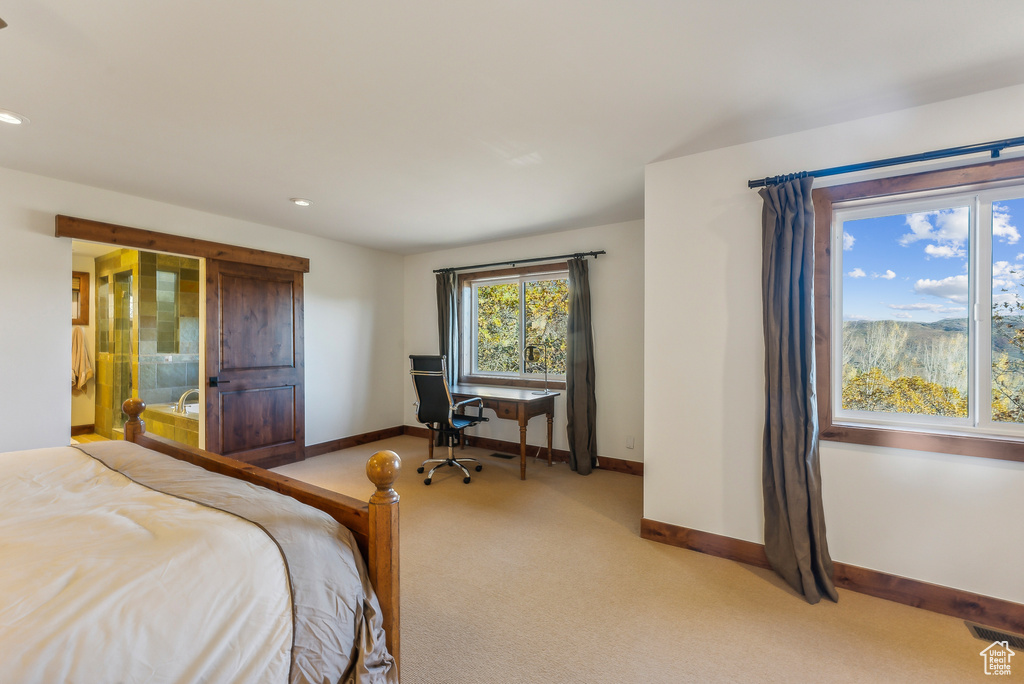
[209,376,231,387]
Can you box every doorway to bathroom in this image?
[61,214,308,466]
[71,241,202,448]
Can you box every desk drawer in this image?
[494,401,519,420]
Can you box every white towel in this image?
[72,326,94,391]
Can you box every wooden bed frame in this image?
[120,398,401,676]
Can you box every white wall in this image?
[403,220,645,463]
[70,253,96,428]
[0,166,406,452]
[645,84,1024,604]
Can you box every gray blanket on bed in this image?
[75,441,397,684]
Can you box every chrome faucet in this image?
[176,388,200,413]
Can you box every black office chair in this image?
[409,355,488,484]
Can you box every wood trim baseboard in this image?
[830,563,1024,635]
[403,425,431,439]
[403,425,558,461]
[401,425,643,475]
[469,433,572,463]
[71,424,95,436]
[640,518,1024,634]
[597,455,645,476]
[640,518,771,568]
[306,426,405,459]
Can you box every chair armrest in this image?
[453,397,483,409]
[451,396,487,420]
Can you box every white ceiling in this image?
[3,2,1024,254]
[70,239,120,259]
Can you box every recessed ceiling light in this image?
[0,109,28,125]
[290,198,312,207]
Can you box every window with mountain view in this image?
[834,185,1024,437]
[461,266,568,384]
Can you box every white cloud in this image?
[993,291,1024,310]
[893,312,914,319]
[993,262,1024,298]
[888,303,966,313]
[871,269,896,280]
[993,278,1018,291]
[935,208,970,242]
[993,261,1024,279]
[843,314,870,321]
[847,267,866,278]
[843,231,855,251]
[899,207,969,247]
[900,207,970,261]
[924,244,965,259]
[901,213,938,245]
[913,274,969,303]
[993,204,1020,245]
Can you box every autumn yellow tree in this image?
[842,367,967,417]
[991,267,1024,422]
[476,278,568,374]
[476,282,520,372]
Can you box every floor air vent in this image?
[966,622,1024,650]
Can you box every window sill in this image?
[458,374,566,391]
[820,423,1024,464]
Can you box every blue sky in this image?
[841,197,1024,322]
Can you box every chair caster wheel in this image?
[417,467,424,474]
[463,477,471,484]
[424,478,432,485]
[475,465,482,472]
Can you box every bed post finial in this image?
[366,449,401,675]
[122,398,147,442]
[367,450,401,503]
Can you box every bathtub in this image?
[141,402,200,447]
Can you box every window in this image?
[814,157,1024,462]
[459,263,569,388]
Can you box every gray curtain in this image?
[436,271,458,386]
[566,257,597,475]
[760,175,838,605]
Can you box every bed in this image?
[0,398,401,684]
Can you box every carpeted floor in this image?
[275,435,1000,683]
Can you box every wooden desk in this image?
[451,384,559,480]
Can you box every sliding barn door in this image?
[205,260,305,466]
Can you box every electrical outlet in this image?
[626,436,635,449]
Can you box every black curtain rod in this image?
[747,135,1024,189]
[434,250,606,274]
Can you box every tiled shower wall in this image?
[93,249,201,439]
[93,249,139,438]
[138,253,201,407]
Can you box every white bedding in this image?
[0,445,293,683]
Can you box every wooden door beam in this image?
[56,215,310,273]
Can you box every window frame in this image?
[72,270,90,325]
[813,156,1024,464]
[458,262,569,390]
